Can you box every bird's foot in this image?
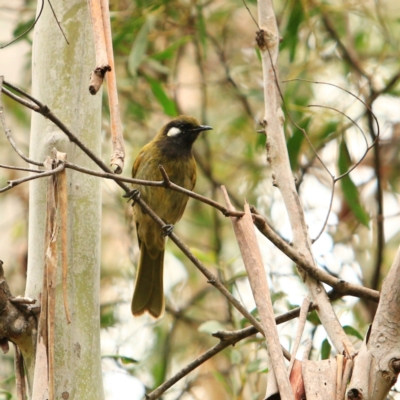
[161,224,174,237]
[123,189,141,206]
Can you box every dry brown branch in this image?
[341,359,353,398]
[288,295,311,376]
[0,164,43,173]
[88,0,110,94]
[0,149,379,306]
[56,152,71,324]
[44,157,58,400]
[101,0,125,173]
[222,187,293,399]
[336,354,344,400]
[0,163,65,193]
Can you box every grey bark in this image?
[25,0,104,398]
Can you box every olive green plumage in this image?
[131,116,212,318]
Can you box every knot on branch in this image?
[255,29,278,51]
[89,66,111,95]
[390,358,400,374]
[0,261,38,354]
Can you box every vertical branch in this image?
[57,152,71,324]
[223,190,294,400]
[46,160,59,400]
[88,0,125,173]
[100,0,125,173]
[88,0,111,94]
[256,0,354,354]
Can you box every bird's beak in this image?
[191,125,213,133]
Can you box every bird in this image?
[130,115,212,318]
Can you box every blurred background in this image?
[1,0,400,398]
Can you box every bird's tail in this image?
[131,244,165,318]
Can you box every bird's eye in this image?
[167,127,182,137]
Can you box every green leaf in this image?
[151,36,191,61]
[287,118,310,170]
[102,354,138,364]
[307,310,321,326]
[0,389,13,400]
[246,359,261,373]
[100,303,118,328]
[13,18,35,42]
[146,76,178,117]
[338,141,370,227]
[343,325,363,340]
[230,349,242,365]
[198,320,226,334]
[319,120,339,140]
[196,5,207,55]
[281,0,304,61]
[255,47,262,62]
[128,18,153,76]
[271,291,286,303]
[321,338,331,360]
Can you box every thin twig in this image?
[0,164,65,193]
[0,77,43,166]
[3,80,43,107]
[307,104,370,181]
[0,0,45,49]
[47,0,69,44]
[320,10,368,79]
[1,80,380,306]
[2,81,126,188]
[0,163,43,173]
[147,301,313,400]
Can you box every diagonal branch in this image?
[256,0,355,356]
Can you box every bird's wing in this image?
[131,145,148,178]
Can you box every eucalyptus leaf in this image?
[128,17,154,76]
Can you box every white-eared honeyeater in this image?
[131,116,212,318]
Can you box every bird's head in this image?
[157,115,213,149]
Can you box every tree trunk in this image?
[25,0,104,398]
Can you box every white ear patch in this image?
[167,127,182,137]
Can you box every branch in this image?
[1,80,380,305]
[222,188,293,399]
[147,298,315,400]
[0,260,37,358]
[0,77,43,166]
[88,0,110,94]
[0,0,44,49]
[256,0,354,356]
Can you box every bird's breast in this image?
[132,145,196,224]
